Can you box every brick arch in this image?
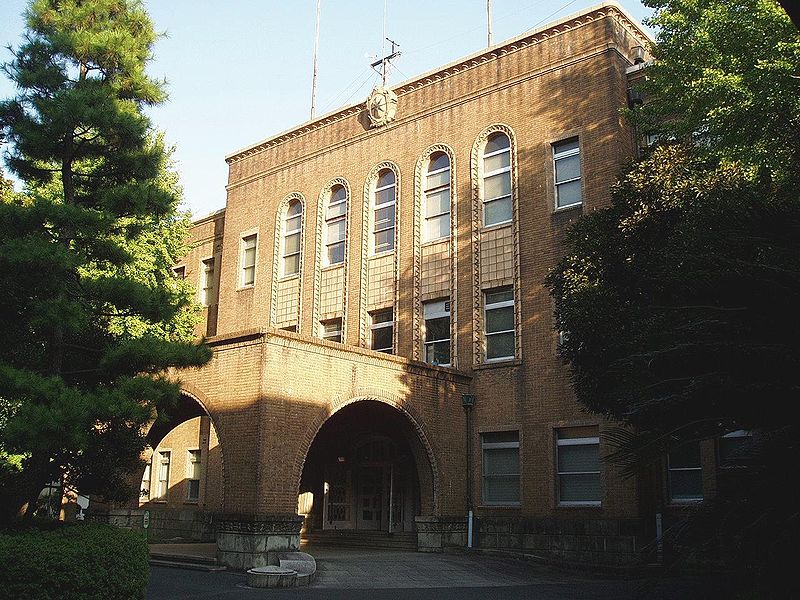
[294,393,440,515]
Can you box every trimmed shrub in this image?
[0,522,149,600]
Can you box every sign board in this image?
[143,509,151,529]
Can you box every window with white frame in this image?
[482,133,512,226]
[553,138,582,209]
[282,200,303,276]
[423,153,451,241]
[201,257,215,307]
[187,449,201,501]
[718,430,752,468]
[325,185,347,266]
[484,288,514,361]
[370,309,393,353]
[140,460,151,499]
[156,450,170,500]
[423,299,450,366]
[668,443,703,502]
[373,169,396,253]
[556,428,601,506]
[240,234,257,287]
[320,318,342,343]
[481,431,520,504]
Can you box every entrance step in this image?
[302,530,417,551]
[149,551,226,572]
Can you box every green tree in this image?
[0,0,210,522]
[547,0,799,595]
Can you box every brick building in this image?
[126,3,695,568]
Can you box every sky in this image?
[0,0,654,218]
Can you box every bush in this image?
[0,522,149,600]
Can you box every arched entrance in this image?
[299,400,435,535]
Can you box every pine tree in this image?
[0,0,211,521]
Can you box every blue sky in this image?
[0,1,653,217]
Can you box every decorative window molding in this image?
[271,192,306,332]
[314,178,351,344]
[360,162,401,348]
[470,124,522,366]
[413,143,457,364]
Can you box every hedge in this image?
[0,522,149,600]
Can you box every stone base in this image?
[415,516,467,552]
[216,514,304,570]
[247,566,297,588]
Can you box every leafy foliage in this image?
[0,0,210,521]
[0,522,149,600]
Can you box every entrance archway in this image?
[299,400,436,535]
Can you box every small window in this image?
[668,443,703,502]
[320,318,342,343]
[481,431,520,505]
[282,200,302,276]
[553,138,581,209]
[423,153,451,242]
[187,450,201,501]
[157,451,171,501]
[325,185,347,266]
[718,430,752,468]
[201,257,215,307]
[241,234,257,287]
[482,133,512,226]
[556,428,601,506]
[370,309,393,353]
[423,300,450,366]
[484,288,514,361]
[140,461,152,499]
[172,265,186,279]
[373,169,396,253]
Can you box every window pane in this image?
[425,188,450,217]
[486,331,514,359]
[330,185,347,203]
[485,133,510,154]
[284,253,300,275]
[486,305,514,333]
[374,228,394,251]
[484,171,511,200]
[425,340,450,365]
[375,186,395,207]
[670,444,701,469]
[425,213,450,241]
[426,169,450,189]
[556,180,582,208]
[484,447,519,475]
[243,235,256,250]
[188,479,200,500]
[486,289,513,305]
[554,138,579,155]
[719,434,750,467]
[243,246,256,268]
[560,473,601,502]
[670,470,703,500]
[372,326,393,352]
[327,219,346,243]
[484,197,512,226]
[484,151,510,173]
[286,214,302,232]
[372,310,393,324]
[287,201,302,217]
[425,316,449,342]
[484,476,520,503]
[327,201,347,219]
[327,242,345,265]
[429,153,449,172]
[483,431,519,445]
[374,206,396,229]
[558,444,600,473]
[555,154,581,183]
[284,233,300,255]
[377,170,395,188]
[243,265,255,286]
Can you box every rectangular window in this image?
[320,318,343,343]
[373,175,396,253]
[187,450,201,501]
[553,138,582,209]
[241,234,257,287]
[481,431,520,505]
[201,257,215,307]
[423,300,450,366]
[556,428,601,506]
[370,309,393,354]
[140,461,151,499]
[172,265,186,279]
[718,430,752,468]
[668,443,703,502]
[157,451,170,501]
[484,288,514,361]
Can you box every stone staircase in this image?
[302,530,418,550]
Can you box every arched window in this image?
[324,184,347,265]
[282,199,302,276]
[373,169,396,253]
[423,152,450,241]
[482,133,512,226]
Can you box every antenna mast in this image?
[310,0,322,119]
[371,38,401,87]
[487,0,493,46]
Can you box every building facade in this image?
[124,3,703,568]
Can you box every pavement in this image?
[146,543,733,599]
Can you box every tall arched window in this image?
[482,133,512,226]
[373,169,396,253]
[282,199,302,276]
[324,184,347,265]
[423,153,451,242]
